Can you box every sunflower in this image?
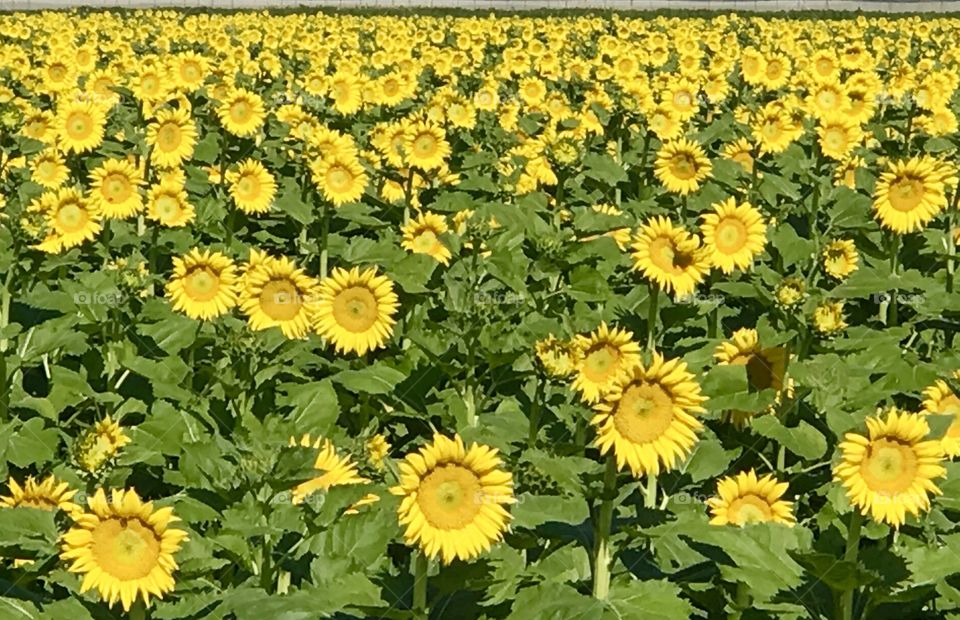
[390,434,513,565]
[822,239,859,279]
[700,198,766,274]
[227,159,276,215]
[400,212,452,265]
[814,300,848,335]
[288,434,368,506]
[172,51,208,92]
[147,108,197,169]
[921,372,960,458]
[817,115,864,161]
[55,100,107,154]
[88,159,144,219]
[653,138,712,195]
[75,416,131,474]
[631,216,711,299]
[366,434,391,470]
[592,352,706,477]
[165,249,239,321]
[721,138,756,174]
[60,488,188,611]
[239,255,318,340]
[404,121,451,170]
[571,322,642,404]
[29,188,102,254]
[218,88,265,137]
[775,276,806,308]
[535,335,581,378]
[146,182,194,228]
[706,470,795,526]
[873,156,948,234]
[2,475,80,515]
[310,155,368,206]
[30,149,69,189]
[714,328,789,427]
[313,266,399,355]
[834,408,946,528]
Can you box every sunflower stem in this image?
[592,455,618,600]
[728,581,750,620]
[412,550,429,619]
[888,233,900,326]
[643,474,657,509]
[946,204,956,295]
[318,199,330,280]
[129,601,148,620]
[528,369,544,448]
[839,510,864,620]
[646,285,659,353]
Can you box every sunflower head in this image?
[700,198,767,274]
[873,156,948,234]
[631,216,711,299]
[834,408,946,528]
[571,322,642,404]
[653,138,713,195]
[60,488,188,611]
[706,470,795,526]
[2,475,80,516]
[390,434,513,564]
[288,434,369,506]
[75,416,131,474]
[165,248,240,321]
[592,352,707,477]
[535,335,581,378]
[313,266,399,356]
[401,212,452,265]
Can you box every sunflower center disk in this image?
[155,195,180,219]
[860,438,918,495]
[727,494,773,525]
[158,123,182,150]
[414,134,437,157]
[236,175,261,201]
[327,167,352,192]
[613,383,674,444]
[104,174,132,203]
[332,286,378,333]
[669,155,697,180]
[259,279,302,321]
[185,268,221,302]
[417,464,482,530]
[714,218,748,254]
[582,344,621,383]
[68,113,93,139]
[412,230,438,252]
[230,101,251,123]
[888,178,924,212]
[91,518,161,581]
[57,203,88,232]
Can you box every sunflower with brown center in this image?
[922,371,960,458]
[700,198,767,274]
[592,352,707,477]
[834,408,946,528]
[227,159,276,215]
[240,254,318,340]
[147,107,197,169]
[88,159,144,219]
[29,188,102,254]
[873,156,948,234]
[165,248,240,321]
[313,266,399,355]
[822,239,859,279]
[653,138,712,195]
[391,434,513,565]
[714,328,790,427]
[2,475,80,515]
[400,212,452,265]
[571,322,642,404]
[60,488,188,612]
[706,470,795,526]
[631,216,711,299]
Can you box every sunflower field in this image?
[1,7,960,620]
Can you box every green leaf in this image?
[5,418,58,468]
[750,416,827,460]
[331,364,406,395]
[277,379,339,435]
[605,579,694,620]
[512,494,589,529]
[582,153,627,185]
